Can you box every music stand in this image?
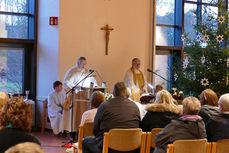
[63,70,95,146]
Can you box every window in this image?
[0,0,36,98]
[155,51,173,90]
[0,48,24,93]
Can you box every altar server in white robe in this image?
[48,81,65,135]
[124,58,147,94]
[62,57,97,141]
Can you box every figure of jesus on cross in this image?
[101,24,114,55]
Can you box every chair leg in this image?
[103,133,109,153]
[41,118,45,135]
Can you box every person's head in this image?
[156,85,163,93]
[53,81,63,92]
[77,57,87,69]
[0,91,9,109]
[182,97,201,115]
[0,98,32,131]
[218,93,229,113]
[90,91,105,108]
[200,89,218,106]
[113,82,128,98]
[155,90,175,105]
[132,58,141,70]
[5,142,45,153]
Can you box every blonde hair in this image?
[5,142,45,153]
[183,97,201,115]
[200,89,218,106]
[0,97,32,131]
[0,91,9,109]
[155,90,176,105]
[90,91,105,108]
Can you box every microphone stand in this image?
[147,69,170,83]
[63,70,95,145]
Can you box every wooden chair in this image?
[41,98,50,135]
[103,128,146,153]
[166,139,211,153]
[211,139,229,153]
[77,122,94,153]
[146,128,163,153]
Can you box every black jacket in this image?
[141,104,182,132]
[0,128,40,152]
[206,113,229,142]
[199,105,219,123]
[93,97,141,148]
[154,115,207,153]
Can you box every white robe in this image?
[63,66,97,93]
[47,90,65,134]
[124,68,147,92]
[62,66,97,132]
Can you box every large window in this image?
[154,0,228,89]
[0,0,36,98]
[0,48,24,93]
[156,0,182,47]
[184,0,219,40]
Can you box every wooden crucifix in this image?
[101,24,114,55]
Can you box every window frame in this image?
[0,0,38,99]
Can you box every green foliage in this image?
[173,1,229,97]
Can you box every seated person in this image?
[155,85,163,94]
[80,91,105,125]
[0,98,40,152]
[206,93,229,142]
[5,142,45,153]
[82,82,141,153]
[199,89,219,123]
[141,90,182,132]
[154,97,206,153]
[48,81,65,135]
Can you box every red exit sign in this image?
[49,17,58,25]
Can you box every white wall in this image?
[59,0,152,91]
[37,0,59,98]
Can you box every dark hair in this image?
[78,57,86,62]
[53,81,62,89]
[113,82,128,98]
[90,91,105,108]
[156,85,163,90]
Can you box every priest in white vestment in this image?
[124,58,147,94]
[48,81,65,135]
[62,57,97,141]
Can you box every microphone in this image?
[89,69,95,72]
[147,69,153,73]
[147,69,170,82]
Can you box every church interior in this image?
[0,0,229,153]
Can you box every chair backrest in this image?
[150,128,163,148]
[211,139,229,153]
[77,122,94,153]
[103,128,146,153]
[82,122,94,137]
[145,128,163,153]
[167,139,210,153]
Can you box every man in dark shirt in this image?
[206,93,229,142]
[82,82,141,153]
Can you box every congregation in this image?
[0,57,228,153]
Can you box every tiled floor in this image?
[32,130,71,153]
